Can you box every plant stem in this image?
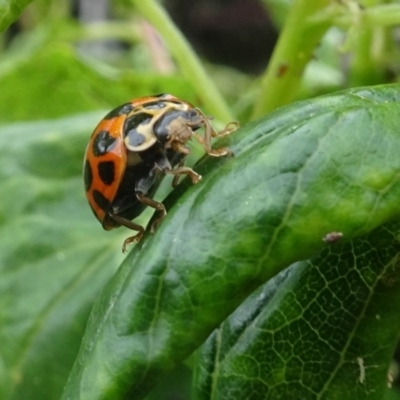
[350,0,400,87]
[335,4,400,28]
[130,0,235,122]
[252,0,335,119]
[347,24,386,87]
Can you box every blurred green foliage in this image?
[0,1,205,124]
[1,0,400,400]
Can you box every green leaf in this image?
[61,84,400,400]
[192,221,400,400]
[0,113,128,400]
[0,0,33,32]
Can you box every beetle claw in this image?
[122,231,144,253]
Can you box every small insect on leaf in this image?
[322,231,343,244]
[83,94,238,251]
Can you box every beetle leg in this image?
[193,116,237,157]
[153,152,201,186]
[213,121,239,138]
[136,192,166,234]
[108,213,145,253]
[165,165,202,187]
[170,159,186,187]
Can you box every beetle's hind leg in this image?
[110,193,167,252]
[136,192,167,234]
[109,213,145,253]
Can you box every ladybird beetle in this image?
[83,94,237,252]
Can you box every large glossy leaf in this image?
[61,85,400,399]
[192,221,400,399]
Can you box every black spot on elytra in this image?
[93,189,110,212]
[83,160,93,191]
[98,161,115,185]
[103,103,134,119]
[92,130,117,156]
